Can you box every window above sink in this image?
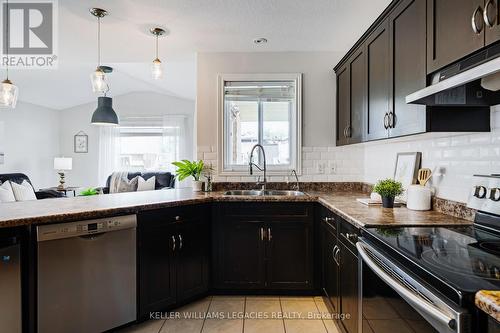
[217,73,302,176]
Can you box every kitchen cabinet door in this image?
[322,222,340,312]
[389,0,427,137]
[214,219,266,289]
[348,48,366,144]
[427,0,485,73]
[267,221,313,290]
[339,241,359,333]
[366,20,390,141]
[485,0,500,45]
[336,65,350,146]
[138,220,177,319]
[176,218,210,303]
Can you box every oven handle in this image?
[356,242,457,331]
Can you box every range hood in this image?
[406,45,500,106]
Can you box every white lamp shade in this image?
[151,58,163,80]
[0,80,19,109]
[90,68,107,93]
[54,157,73,171]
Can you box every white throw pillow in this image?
[137,176,156,192]
[0,181,16,203]
[10,180,37,201]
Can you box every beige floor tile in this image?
[160,319,204,333]
[243,319,284,333]
[245,296,280,301]
[362,320,374,333]
[118,319,165,333]
[202,319,243,333]
[209,298,245,315]
[245,299,282,318]
[174,298,212,319]
[313,297,331,318]
[323,319,341,333]
[280,300,320,319]
[279,296,314,302]
[284,319,327,333]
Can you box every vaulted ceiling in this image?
[10,0,391,110]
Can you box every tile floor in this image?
[118,296,341,333]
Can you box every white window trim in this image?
[217,73,302,176]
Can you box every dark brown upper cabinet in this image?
[427,0,491,74]
[485,0,500,45]
[389,0,427,137]
[366,20,391,141]
[336,48,366,146]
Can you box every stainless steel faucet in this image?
[289,169,300,191]
[249,144,267,190]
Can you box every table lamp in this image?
[54,157,72,190]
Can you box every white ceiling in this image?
[10,0,391,110]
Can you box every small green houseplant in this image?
[373,179,404,208]
[172,160,205,191]
[80,188,99,196]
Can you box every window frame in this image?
[217,73,302,176]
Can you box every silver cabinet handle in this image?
[175,215,181,221]
[323,217,335,223]
[178,234,183,250]
[472,6,484,34]
[346,126,351,138]
[383,113,389,129]
[484,0,496,27]
[171,235,176,252]
[357,242,457,330]
[260,227,265,241]
[331,245,338,264]
[334,247,340,265]
[388,111,395,128]
[490,188,500,201]
[267,227,272,242]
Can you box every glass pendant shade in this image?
[151,58,163,79]
[0,79,19,109]
[90,67,107,93]
[91,96,119,126]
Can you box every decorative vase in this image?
[192,180,203,192]
[381,196,395,208]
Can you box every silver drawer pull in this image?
[171,235,176,251]
[178,234,183,249]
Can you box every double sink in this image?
[223,190,306,197]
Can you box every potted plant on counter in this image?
[172,160,205,191]
[373,179,404,208]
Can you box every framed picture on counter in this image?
[394,152,421,202]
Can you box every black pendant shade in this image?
[91,96,119,126]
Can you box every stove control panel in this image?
[468,175,500,215]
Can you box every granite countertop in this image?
[476,290,500,322]
[0,188,472,228]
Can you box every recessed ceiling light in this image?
[253,38,268,45]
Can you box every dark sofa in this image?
[102,171,175,194]
[0,173,65,199]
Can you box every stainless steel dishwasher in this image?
[37,215,137,333]
[0,230,22,333]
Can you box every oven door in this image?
[357,239,469,333]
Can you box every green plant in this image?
[172,160,205,181]
[373,178,404,198]
[80,188,98,196]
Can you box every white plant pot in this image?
[192,180,203,192]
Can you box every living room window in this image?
[218,73,302,175]
[118,116,186,173]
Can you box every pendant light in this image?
[150,27,166,80]
[89,8,118,126]
[90,8,113,93]
[0,0,18,109]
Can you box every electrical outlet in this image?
[328,161,336,174]
[316,162,326,174]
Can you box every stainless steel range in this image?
[357,174,500,333]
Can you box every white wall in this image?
[59,91,195,187]
[196,51,346,181]
[0,102,60,188]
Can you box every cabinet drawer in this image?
[139,204,210,226]
[218,203,313,220]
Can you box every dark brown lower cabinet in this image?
[321,210,340,312]
[212,203,314,291]
[339,239,359,333]
[138,205,210,320]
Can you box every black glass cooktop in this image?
[363,225,500,299]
